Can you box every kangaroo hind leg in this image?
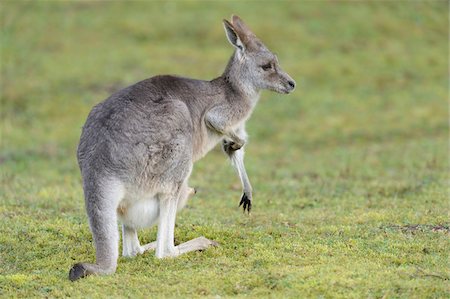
[69,177,123,281]
[122,225,144,257]
[122,225,157,257]
[155,183,218,259]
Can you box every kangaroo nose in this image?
[288,80,296,89]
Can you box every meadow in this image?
[1,1,448,298]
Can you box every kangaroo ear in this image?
[223,19,245,51]
[231,15,253,37]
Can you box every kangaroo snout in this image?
[286,79,296,93]
[274,69,296,94]
[280,76,296,94]
[288,80,296,89]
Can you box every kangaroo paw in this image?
[69,263,92,281]
[239,193,252,213]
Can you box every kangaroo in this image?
[69,15,295,281]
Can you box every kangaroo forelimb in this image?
[222,139,252,213]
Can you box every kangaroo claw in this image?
[239,193,252,213]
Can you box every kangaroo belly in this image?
[117,197,159,229]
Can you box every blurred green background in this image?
[1,1,448,298]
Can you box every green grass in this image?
[1,1,448,298]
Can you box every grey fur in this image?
[69,15,295,281]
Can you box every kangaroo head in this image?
[223,15,296,95]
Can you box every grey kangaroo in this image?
[69,15,295,281]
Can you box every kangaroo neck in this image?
[221,51,260,103]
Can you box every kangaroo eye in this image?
[261,63,272,71]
